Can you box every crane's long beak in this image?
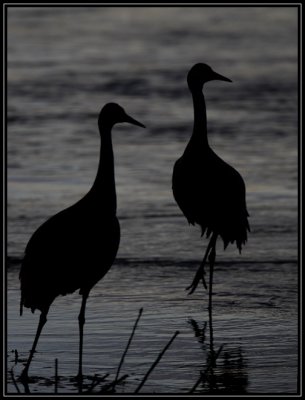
[213,71,232,82]
[124,113,146,128]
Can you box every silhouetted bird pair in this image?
[19,63,250,381]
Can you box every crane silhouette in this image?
[172,63,250,300]
[19,103,145,382]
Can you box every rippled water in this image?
[6,6,299,395]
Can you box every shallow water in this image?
[6,5,299,395]
[7,259,298,394]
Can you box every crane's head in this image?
[187,63,232,91]
[99,103,145,129]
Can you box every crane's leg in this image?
[208,242,216,365]
[20,312,47,382]
[186,233,218,294]
[76,291,89,382]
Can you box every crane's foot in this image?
[73,372,83,383]
[186,262,207,294]
[187,233,218,295]
[72,372,84,394]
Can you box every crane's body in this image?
[19,103,145,381]
[20,199,120,315]
[173,144,249,251]
[172,63,249,294]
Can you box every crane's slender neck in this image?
[187,87,209,150]
[89,121,117,214]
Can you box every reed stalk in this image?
[115,308,143,385]
[135,330,179,394]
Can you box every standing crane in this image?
[19,103,145,381]
[172,63,250,303]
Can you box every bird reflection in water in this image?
[188,316,248,394]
